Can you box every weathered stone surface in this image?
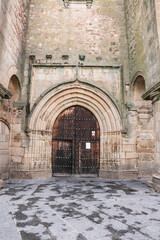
[0,121,9,180]
[0,0,160,181]
[0,0,29,88]
[1,178,160,240]
[125,0,160,89]
[0,180,4,189]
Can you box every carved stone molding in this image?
[13,102,25,118]
[63,0,93,8]
[142,82,160,102]
[0,84,12,101]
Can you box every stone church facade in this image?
[0,0,160,190]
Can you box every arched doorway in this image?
[52,105,100,175]
[28,81,122,179]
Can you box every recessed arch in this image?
[8,75,21,102]
[29,81,122,133]
[131,75,146,102]
[27,81,122,175]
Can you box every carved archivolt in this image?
[29,81,122,134]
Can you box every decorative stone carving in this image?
[0,84,12,101]
[63,0,93,8]
[29,55,36,64]
[13,103,25,118]
[46,55,52,64]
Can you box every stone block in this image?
[0,135,5,142]
[0,155,9,164]
[30,170,52,179]
[11,156,22,163]
[0,180,4,189]
[99,170,138,180]
[139,153,154,161]
[137,140,154,153]
[123,144,136,152]
[138,161,154,178]
[1,172,9,180]
[11,147,24,157]
[148,174,160,193]
[125,152,138,159]
[0,142,9,150]
[11,140,22,147]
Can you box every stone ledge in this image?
[10,170,52,179]
[0,180,4,189]
[0,84,12,100]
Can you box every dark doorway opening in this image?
[52,106,100,175]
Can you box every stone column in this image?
[149,92,160,192]
[0,84,12,189]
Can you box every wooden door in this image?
[52,106,100,175]
[52,140,72,174]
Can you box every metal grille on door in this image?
[52,106,100,175]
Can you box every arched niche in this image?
[131,75,146,103]
[8,75,20,102]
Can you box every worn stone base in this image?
[10,170,52,179]
[53,173,98,178]
[148,173,160,193]
[9,170,140,180]
[99,170,139,180]
[0,180,4,189]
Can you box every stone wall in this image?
[0,0,29,88]
[125,0,160,89]
[155,0,160,45]
[25,0,128,63]
[13,0,155,179]
[30,65,122,108]
[0,0,158,180]
[0,0,29,180]
[22,0,129,103]
[124,1,157,178]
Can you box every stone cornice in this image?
[0,83,12,100]
[142,81,160,101]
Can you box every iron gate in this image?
[52,106,100,175]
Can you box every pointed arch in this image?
[29,81,122,133]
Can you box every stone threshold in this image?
[53,173,98,178]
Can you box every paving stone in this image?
[0,178,160,240]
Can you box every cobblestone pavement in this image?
[0,178,160,240]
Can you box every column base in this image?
[0,180,4,189]
[148,173,160,193]
[99,170,138,179]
